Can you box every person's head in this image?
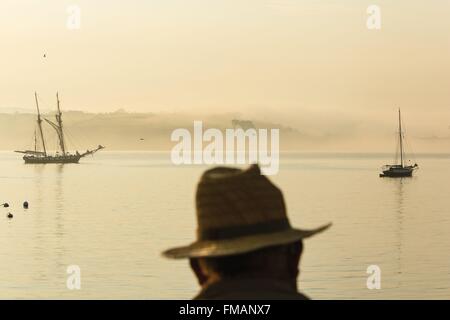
[189,240,303,288]
[162,164,331,289]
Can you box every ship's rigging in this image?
[15,92,104,164]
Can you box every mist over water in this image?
[0,152,449,299]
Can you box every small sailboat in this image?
[380,109,418,177]
[15,92,104,164]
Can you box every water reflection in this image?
[33,164,45,208]
[395,178,405,287]
[31,164,47,283]
[54,164,65,268]
[381,176,406,289]
[55,164,64,234]
[31,163,67,281]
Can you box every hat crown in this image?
[195,164,291,240]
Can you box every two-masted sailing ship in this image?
[380,109,418,177]
[15,92,104,164]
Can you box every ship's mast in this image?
[34,130,37,153]
[55,92,66,154]
[398,108,404,168]
[35,92,47,156]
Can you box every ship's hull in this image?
[380,166,415,178]
[23,155,81,164]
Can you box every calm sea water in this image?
[0,151,449,299]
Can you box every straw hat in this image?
[162,164,331,259]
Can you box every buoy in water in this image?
[7,213,13,219]
[23,201,29,209]
[2,203,9,208]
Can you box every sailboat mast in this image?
[35,92,47,156]
[398,108,404,167]
[56,92,66,154]
[34,130,37,153]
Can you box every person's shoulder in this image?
[194,291,309,300]
[193,284,310,300]
[193,278,312,300]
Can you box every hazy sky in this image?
[0,1,449,124]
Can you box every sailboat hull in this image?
[23,155,81,164]
[380,166,415,178]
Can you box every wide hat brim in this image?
[162,223,331,259]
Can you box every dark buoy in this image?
[7,213,13,219]
[2,203,9,208]
[23,201,29,209]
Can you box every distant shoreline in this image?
[2,150,450,157]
